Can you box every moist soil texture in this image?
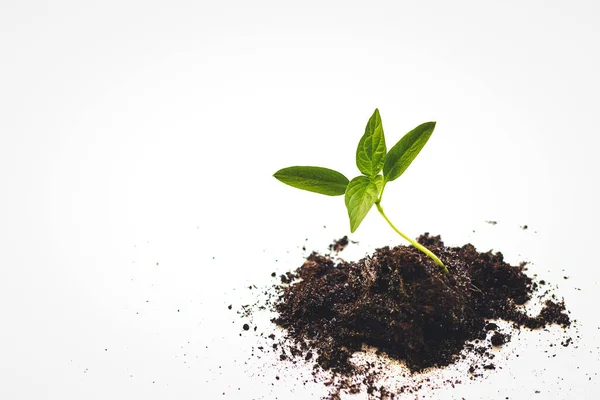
[269,233,570,399]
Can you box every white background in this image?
[1,1,599,399]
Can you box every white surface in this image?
[1,1,599,399]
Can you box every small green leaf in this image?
[344,175,383,232]
[383,121,436,183]
[273,166,349,196]
[356,109,386,176]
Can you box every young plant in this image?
[273,109,448,273]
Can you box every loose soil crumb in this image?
[265,233,571,399]
[491,331,509,346]
[329,236,349,253]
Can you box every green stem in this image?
[375,202,448,274]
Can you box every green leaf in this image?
[356,109,386,176]
[344,175,383,232]
[273,166,349,196]
[383,121,436,183]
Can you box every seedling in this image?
[273,109,448,273]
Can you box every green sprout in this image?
[273,109,448,274]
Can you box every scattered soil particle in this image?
[242,323,250,331]
[486,220,498,225]
[485,322,498,331]
[491,332,509,346]
[329,236,349,253]
[270,233,570,398]
[561,338,573,347]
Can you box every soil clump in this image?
[271,233,570,398]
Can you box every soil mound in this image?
[272,234,570,397]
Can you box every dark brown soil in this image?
[329,235,349,253]
[271,233,570,398]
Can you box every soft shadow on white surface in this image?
[1,1,599,399]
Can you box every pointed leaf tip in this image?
[383,121,436,183]
[273,166,349,196]
[356,109,387,177]
[344,175,383,232]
